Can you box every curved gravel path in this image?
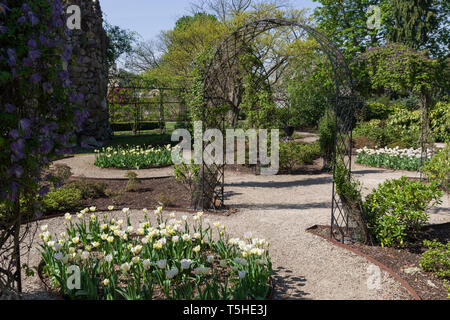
[21,162,450,300]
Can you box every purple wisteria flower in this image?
[11,139,26,161]
[38,186,50,197]
[27,39,37,48]
[29,49,41,61]
[42,82,53,93]
[9,129,19,139]
[30,73,42,84]
[39,140,54,154]
[28,12,39,26]
[19,118,32,133]
[17,16,26,25]
[5,103,16,113]
[8,165,24,178]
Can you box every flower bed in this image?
[356,146,433,171]
[94,145,174,169]
[38,208,272,300]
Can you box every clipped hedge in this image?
[111,121,160,132]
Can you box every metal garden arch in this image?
[200,18,363,243]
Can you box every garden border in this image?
[305,225,422,300]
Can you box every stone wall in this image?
[62,0,111,146]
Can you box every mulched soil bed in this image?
[70,176,191,210]
[309,224,450,300]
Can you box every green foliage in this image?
[430,102,450,142]
[422,144,450,192]
[386,0,448,57]
[362,43,437,94]
[318,109,336,170]
[419,240,450,279]
[287,57,332,128]
[174,160,201,207]
[385,107,422,148]
[364,177,443,247]
[353,119,387,147]
[354,107,422,148]
[104,20,137,68]
[361,102,394,121]
[313,0,391,59]
[41,186,83,214]
[241,87,278,129]
[279,141,321,173]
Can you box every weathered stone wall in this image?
[62,0,111,146]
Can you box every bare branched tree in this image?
[190,0,291,21]
[124,40,161,73]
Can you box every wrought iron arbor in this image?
[200,18,362,242]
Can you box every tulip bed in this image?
[38,207,272,300]
[355,147,432,171]
[94,145,174,170]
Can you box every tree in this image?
[124,39,161,73]
[190,0,290,21]
[313,0,390,58]
[157,13,226,80]
[386,0,438,53]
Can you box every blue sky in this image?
[100,0,319,41]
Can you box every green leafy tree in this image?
[313,0,391,58]
[386,0,449,57]
[104,20,138,69]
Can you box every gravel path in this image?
[21,162,450,300]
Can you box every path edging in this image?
[306,225,422,301]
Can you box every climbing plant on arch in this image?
[198,18,367,243]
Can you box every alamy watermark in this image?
[367,264,382,290]
[66,5,81,30]
[367,5,381,31]
[171,121,280,175]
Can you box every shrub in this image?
[422,144,450,192]
[430,102,450,142]
[125,171,141,192]
[353,120,386,147]
[41,186,83,214]
[361,102,393,121]
[156,193,175,207]
[318,109,336,170]
[354,107,423,149]
[384,108,422,148]
[70,180,108,199]
[419,240,450,279]
[279,141,321,173]
[364,177,443,247]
